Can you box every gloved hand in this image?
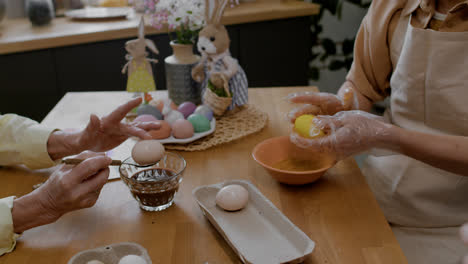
[290,110,393,160]
[461,223,468,264]
[287,87,359,122]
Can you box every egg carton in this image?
[68,242,152,264]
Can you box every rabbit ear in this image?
[213,0,229,24]
[138,17,145,39]
[145,39,159,54]
[205,0,217,24]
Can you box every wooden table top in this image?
[0,87,408,264]
[0,1,319,55]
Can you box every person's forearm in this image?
[47,131,83,160]
[11,192,59,233]
[382,126,468,176]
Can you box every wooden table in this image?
[0,87,408,264]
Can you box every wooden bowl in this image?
[252,136,335,185]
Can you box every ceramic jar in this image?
[165,41,201,105]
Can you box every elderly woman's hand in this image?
[290,110,394,160]
[11,151,112,233]
[47,97,161,160]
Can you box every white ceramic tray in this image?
[65,7,130,20]
[193,180,315,264]
[158,118,216,144]
[68,242,152,264]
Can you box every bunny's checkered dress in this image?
[201,53,248,110]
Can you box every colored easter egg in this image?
[194,105,214,121]
[149,99,164,112]
[137,104,163,120]
[294,114,324,139]
[148,120,172,139]
[172,119,194,139]
[164,110,185,125]
[134,114,158,123]
[187,114,211,133]
[178,102,197,119]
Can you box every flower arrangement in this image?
[144,0,206,45]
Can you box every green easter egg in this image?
[187,114,211,133]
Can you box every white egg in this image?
[461,223,468,244]
[87,261,105,264]
[131,140,165,165]
[215,184,249,211]
[118,255,147,264]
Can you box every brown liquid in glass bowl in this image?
[130,168,179,208]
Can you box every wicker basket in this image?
[203,76,232,116]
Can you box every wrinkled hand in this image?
[287,88,358,122]
[77,97,161,152]
[12,151,112,233]
[290,111,393,160]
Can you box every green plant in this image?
[208,80,232,98]
[309,0,370,81]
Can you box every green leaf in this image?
[321,38,336,55]
[175,17,181,22]
[309,67,320,81]
[187,10,193,14]
[342,38,354,55]
[328,60,346,71]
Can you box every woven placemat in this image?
[165,104,268,151]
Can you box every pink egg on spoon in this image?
[178,102,197,119]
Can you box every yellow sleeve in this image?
[0,114,57,169]
[0,197,20,256]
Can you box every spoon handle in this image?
[62,158,122,166]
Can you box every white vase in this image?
[165,41,201,105]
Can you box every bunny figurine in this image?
[122,17,159,93]
[191,0,248,111]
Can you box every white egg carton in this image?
[193,180,315,264]
[68,242,152,264]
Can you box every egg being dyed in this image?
[131,140,165,165]
[187,114,211,133]
[194,105,214,121]
[118,255,147,264]
[172,119,194,139]
[215,185,249,211]
[137,104,163,120]
[294,114,324,139]
[148,120,172,139]
[134,114,159,123]
[178,102,197,118]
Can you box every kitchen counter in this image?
[0,1,319,55]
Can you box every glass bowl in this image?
[119,152,186,211]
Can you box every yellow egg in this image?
[294,114,324,139]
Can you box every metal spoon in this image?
[61,158,156,168]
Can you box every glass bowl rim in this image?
[119,152,187,184]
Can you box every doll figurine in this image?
[192,0,248,111]
[122,17,159,93]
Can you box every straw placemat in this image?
[165,104,268,151]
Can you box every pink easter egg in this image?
[134,114,159,123]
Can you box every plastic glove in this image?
[287,87,358,122]
[290,110,393,160]
[461,223,468,264]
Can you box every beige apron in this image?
[362,12,468,264]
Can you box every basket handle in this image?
[221,74,231,97]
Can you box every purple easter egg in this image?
[134,114,159,123]
[178,102,197,118]
[194,105,214,121]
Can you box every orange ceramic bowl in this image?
[252,136,335,185]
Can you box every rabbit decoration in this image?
[191,0,248,114]
[122,17,159,93]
